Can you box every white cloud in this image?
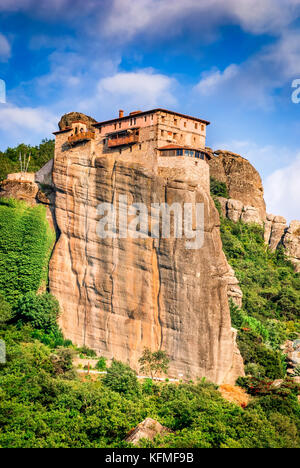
[0,33,11,61]
[264,155,300,222]
[195,65,239,96]
[95,70,177,110]
[103,0,300,39]
[0,104,57,149]
[193,28,300,110]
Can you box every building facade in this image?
[53,108,211,191]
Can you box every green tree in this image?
[14,292,60,334]
[103,359,139,395]
[138,348,170,379]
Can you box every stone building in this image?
[53,108,211,191]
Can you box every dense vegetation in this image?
[0,198,55,306]
[0,174,299,447]
[0,139,54,181]
[221,219,300,379]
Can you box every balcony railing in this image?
[107,133,139,148]
[68,131,95,145]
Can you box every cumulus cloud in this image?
[194,28,300,110]
[0,33,11,61]
[1,0,299,40]
[264,155,300,222]
[0,104,57,149]
[92,70,177,112]
[102,0,300,39]
[195,65,239,96]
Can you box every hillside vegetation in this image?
[0,176,299,448]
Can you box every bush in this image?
[0,294,12,325]
[14,292,60,334]
[95,356,107,370]
[103,360,139,395]
[210,177,229,198]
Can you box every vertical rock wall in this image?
[49,143,244,384]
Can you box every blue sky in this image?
[0,0,300,221]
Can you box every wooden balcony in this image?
[107,133,139,148]
[68,131,95,145]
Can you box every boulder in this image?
[125,418,172,445]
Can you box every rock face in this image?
[264,214,287,251]
[0,171,57,234]
[125,418,171,445]
[209,150,266,221]
[49,148,244,384]
[218,197,262,226]
[58,112,97,132]
[282,221,300,272]
[0,174,39,206]
[223,265,243,309]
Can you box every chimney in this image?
[119,109,124,118]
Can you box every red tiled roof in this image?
[93,108,210,127]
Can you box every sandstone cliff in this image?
[49,148,244,384]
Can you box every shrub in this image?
[103,360,139,395]
[0,294,12,325]
[95,356,107,370]
[14,292,60,334]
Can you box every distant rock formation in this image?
[211,151,299,273]
[209,150,266,221]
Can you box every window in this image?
[151,114,154,120]
[184,122,187,128]
[130,119,133,126]
[201,124,205,131]
[161,130,165,137]
[174,119,178,125]
[176,149,183,156]
[144,116,147,122]
[161,116,165,123]
[98,126,102,134]
[119,122,121,128]
[134,118,137,125]
[195,123,198,129]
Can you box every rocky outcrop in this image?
[282,221,300,272]
[49,149,244,384]
[223,265,243,309]
[0,174,39,206]
[125,418,172,445]
[0,172,57,234]
[264,214,287,251]
[218,197,262,226]
[58,112,97,132]
[209,150,266,221]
